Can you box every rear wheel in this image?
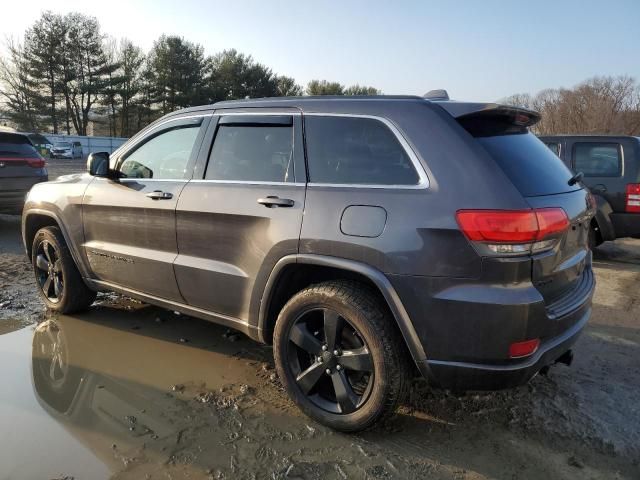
[32,226,96,313]
[273,280,409,432]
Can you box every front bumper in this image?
[610,212,640,239]
[52,151,73,158]
[422,306,590,390]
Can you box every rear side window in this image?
[0,134,38,157]
[477,133,578,197]
[573,143,622,177]
[206,125,294,182]
[304,116,420,186]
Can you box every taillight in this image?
[27,158,46,168]
[626,184,640,213]
[0,156,45,168]
[456,208,569,255]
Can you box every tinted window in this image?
[477,133,578,197]
[206,125,293,182]
[304,116,419,185]
[545,142,560,156]
[119,121,202,179]
[0,134,38,157]
[573,143,621,177]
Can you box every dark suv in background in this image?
[0,132,48,214]
[22,95,595,431]
[540,135,640,247]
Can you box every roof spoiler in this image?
[437,102,541,128]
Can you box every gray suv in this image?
[22,95,595,431]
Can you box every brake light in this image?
[509,338,540,358]
[27,158,45,168]
[456,208,569,255]
[626,184,640,213]
[0,156,45,168]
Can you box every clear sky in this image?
[2,0,639,101]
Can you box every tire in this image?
[32,226,96,313]
[273,280,409,432]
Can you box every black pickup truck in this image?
[540,135,640,247]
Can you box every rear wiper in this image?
[568,171,584,186]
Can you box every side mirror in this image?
[87,152,110,177]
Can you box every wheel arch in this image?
[22,209,91,278]
[591,195,616,242]
[258,254,432,379]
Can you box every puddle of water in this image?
[0,299,636,480]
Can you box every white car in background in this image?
[50,141,83,159]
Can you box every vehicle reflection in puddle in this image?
[17,300,440,479]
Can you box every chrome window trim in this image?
[303,112,430,189]
[189,179,305,187]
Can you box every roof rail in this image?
[423,89,450,100]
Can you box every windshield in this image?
[54,142,71,148]
[477,133,579,197]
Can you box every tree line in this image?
[0,11,380,137]
[502,75,640,136]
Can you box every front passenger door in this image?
[82,115,209,301]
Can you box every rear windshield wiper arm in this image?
[568,171,584,186]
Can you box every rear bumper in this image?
[390,261,595,391]
[610,212,640,239]
[422,306,590,390]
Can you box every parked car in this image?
[22,94,595,431]
[540,135,640,247]
[50,141,83,159]
[0,132,48,214]
[23,132,53,158]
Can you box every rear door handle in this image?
[146,190,173,200]
[257,196,294,208]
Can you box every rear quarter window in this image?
[573,142,622,177]
[477,133,578,197]
[304,115,420,186]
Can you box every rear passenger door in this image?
[568,138,630,212]
[174,110,306,321]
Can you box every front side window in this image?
[119,119,202,179]
[304,116,419,186]
[573,143,622,177]
[205,124,294,182]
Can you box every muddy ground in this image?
[0,161,638,479]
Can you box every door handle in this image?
[146,190,173,200]
[257,196,294,208]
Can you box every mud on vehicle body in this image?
[22,93,595,431]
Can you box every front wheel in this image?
[32,226,96,313]
[273,280,409,432]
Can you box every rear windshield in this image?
[0,134,38,157]
[476,133,579,197]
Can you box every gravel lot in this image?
[0,157,638,479]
